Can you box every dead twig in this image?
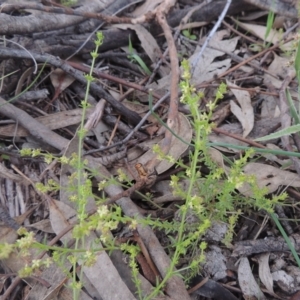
[0,2,154,24]
[0,48,142,126]
[145,0,181,174]
[0,96,69,151]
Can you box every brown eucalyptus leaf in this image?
[131,112,192,176]
[50,68,75,92]
[256,253,275,295]
[48,199,77,244]
[233,20,294,51]
[27,219,54,234]
[238,257,266,300]
[239,162,300,197]
[228,80,254,138]
[131,0,163,17]
[15,64,47,95]
[264,53,295,89]
[156,112,192,174]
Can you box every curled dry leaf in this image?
[137,112,192,176]
[228,80,254,138]
[255,253,275,295]
[130,0,164,17]
[144,30,239,99]
[26,219,55,234]
[264,53,295,89]
[50,68,75,92]
[156,112,192,174]
[112,112,192,179]
[239,162,300,197]
[190,30,239,86]
[238,257,266,300]
[233,20,295,51]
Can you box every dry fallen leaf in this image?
[190,30,239,86]
[145,30,239,97]
[264,52,295,89]
[233,20,295,51]
[155,112,192,174]
[239,162,300,197]
[256,253,275,295]
[228,80,254,138]
[130,0,164,17]
[50,68,75,93]
[112,112,192,179]
[238,257,266,300]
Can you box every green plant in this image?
[182,28,197,41]
[1,33,297,300]
[60,0,78,6]
[264,9,275,48]
[128,36,152,75]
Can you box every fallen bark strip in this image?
[0,0,140,35]
[233,233,300,256]
[243,0,298,18]
[0,48,142,125]
[0,0,110,34]
[0,0,257,55]
[0,96,69,151]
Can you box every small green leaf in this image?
[182,30,190,38]
[1,154,10,160]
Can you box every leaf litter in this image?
[0,1,300,299]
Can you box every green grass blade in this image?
[286,88,300,124]
[207,142,300,158]
[0,62,47,108]
[264,10,275,47]
[254,124,300,141]
[270,213,300,268]
[294,39,300,84]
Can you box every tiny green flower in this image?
[43,258,52,268]
[60,156,69,164]
[129,219,138,230]
[20,148,32,156]
[98,180,107,190]
[32,149,41,157]
[0,243,14,259]
[97,205,109,218]
[186,168,191,177]
[44,154,53,164]
[32,259,42,269]
[19,265,33,278]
